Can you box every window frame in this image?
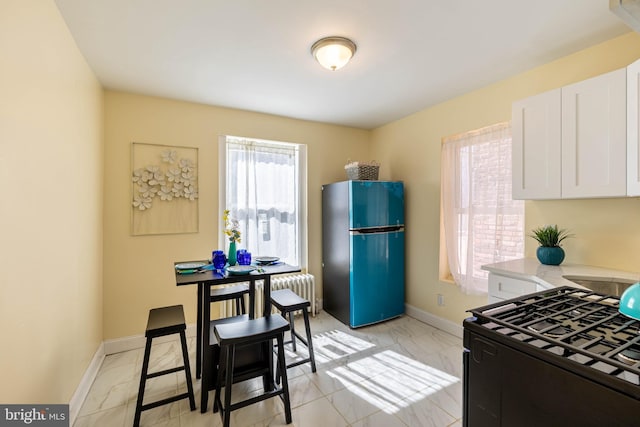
[218,135,308,269]
[439,122,524,294]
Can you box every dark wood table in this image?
[174,261,301,412]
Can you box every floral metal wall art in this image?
[131,143,198,235]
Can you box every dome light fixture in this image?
[311,36,357,71]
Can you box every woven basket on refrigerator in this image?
[345,161,380,180]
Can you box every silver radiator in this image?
[218,273,315,318]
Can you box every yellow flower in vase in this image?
[223,209,241,266]
[223,209,241,243]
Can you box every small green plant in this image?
[529,225,573,247]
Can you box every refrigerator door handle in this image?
[350,226,404,235]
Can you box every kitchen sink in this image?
[562,275,637,297]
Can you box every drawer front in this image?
[488,273,537,301]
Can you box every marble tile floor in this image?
[74,311,463,427]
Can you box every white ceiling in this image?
[54,0,631,130]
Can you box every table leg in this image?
[248,279,256,320]
[200,282,211,413]
[263,275,275,391]
[263,276,272,317]
[196,282,203,379]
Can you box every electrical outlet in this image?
[437,294,445,306]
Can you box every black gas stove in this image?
[463,286,640,427]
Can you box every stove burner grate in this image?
[471,286,640,384]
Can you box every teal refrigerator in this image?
[321,180,405,328]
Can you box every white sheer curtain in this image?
[441,122,524,295]
[225,137,300,266]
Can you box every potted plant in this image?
[529,224,573,265]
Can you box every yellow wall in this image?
[0,1,104,403]
[372,32,640,325]
[103,92,370,339]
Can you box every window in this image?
[440,122,524,295]
[219,136,307,267]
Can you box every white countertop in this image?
[482,258,640,290]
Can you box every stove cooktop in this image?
[467,286,640,388]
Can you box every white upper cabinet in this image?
[561,68,627,199]
[512,89,562,199]
[628,60,640,196]
[512,64,634,200]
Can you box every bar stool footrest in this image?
[141,392,193,412]
[285,359,312,369]
[146,366,186,379]
[227,386,285,412]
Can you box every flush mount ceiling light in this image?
[311,36,357,71]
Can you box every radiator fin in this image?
[218,273,315,318]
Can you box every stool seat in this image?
[215,315,289,345]
[271,289,310,311]
[209,314,250,343]
[135,305,196,427]
[146,305,187,337]
[210,283,250,301]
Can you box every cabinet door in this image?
[561,68,627,198]
[488,273,537,303]
[628,60,640,196]
[512,89,562,199]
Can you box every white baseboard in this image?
[405,303,463,339]
[103,333,146,355]
[103,323,197,355]
[69,342,105,426]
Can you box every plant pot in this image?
[536,246,565,266]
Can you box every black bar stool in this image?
[134,305,196,427]
[213,315,292,427]
[270,289,317,377]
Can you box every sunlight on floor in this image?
[318,329,460,414]
[313,329,376,360]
